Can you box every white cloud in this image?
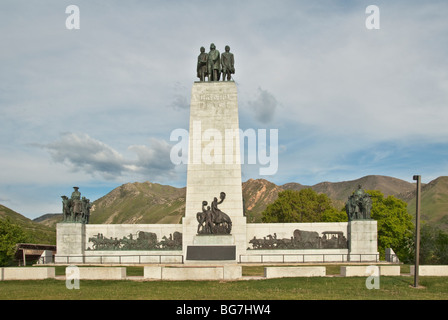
[44,133,126,180]
[42,132,176,182]
[128,138,176,179]
[247,88,278,124]
[1,1,448,217]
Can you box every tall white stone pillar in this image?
[182,81,246,264]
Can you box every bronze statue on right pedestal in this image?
[345,185,372,221]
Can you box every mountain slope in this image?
[284,175,415,201]
[89,181,186,224]
[406,176,448,229]
[32,175,448,232]
[33,213,63,228]
[0,205,56,244]
[242,179,283,222]
[243,175,417,222]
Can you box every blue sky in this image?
[1,1,447,219]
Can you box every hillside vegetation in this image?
[0,205,55,244]
[3,175,447,246]
[89,182,186,224]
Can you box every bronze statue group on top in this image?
[197,43,235,82]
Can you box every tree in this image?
[0,217,30,266]
[367,190,414,262]
[261,189,346,223]
[418,224,448,265]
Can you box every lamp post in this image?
[413,175,421,288]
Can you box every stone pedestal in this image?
[348,220,379,261]
[193,235,234,245]
[183,82,246,264]
[55,223,85,263]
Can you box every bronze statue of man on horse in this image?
[61,187,91,224]
[196,192,232,235]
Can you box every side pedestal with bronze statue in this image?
[56,187,91,263]
[345,185,379,262]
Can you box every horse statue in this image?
[71,199,83,222]
[196,201,214,234]
[61,195,71,222]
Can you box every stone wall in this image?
[55,223,183,264]
[55,220,378,264]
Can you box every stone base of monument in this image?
[348,220,379,262]
[55,223,86,263]
[144,265,242,280]
[193,235,234,245]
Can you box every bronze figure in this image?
[197,46,208,81]
[207,43,221,81]
[221,45,235,81]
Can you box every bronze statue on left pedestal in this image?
[61,187,91,224]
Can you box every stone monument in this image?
[345,186,378,261]
[183,50,245,262]
[55,45,380,269]
[57,187,91,263]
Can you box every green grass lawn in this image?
[0,269,447,300]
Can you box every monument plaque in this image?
[186,245,236,261]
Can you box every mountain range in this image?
[1,175,447,245]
